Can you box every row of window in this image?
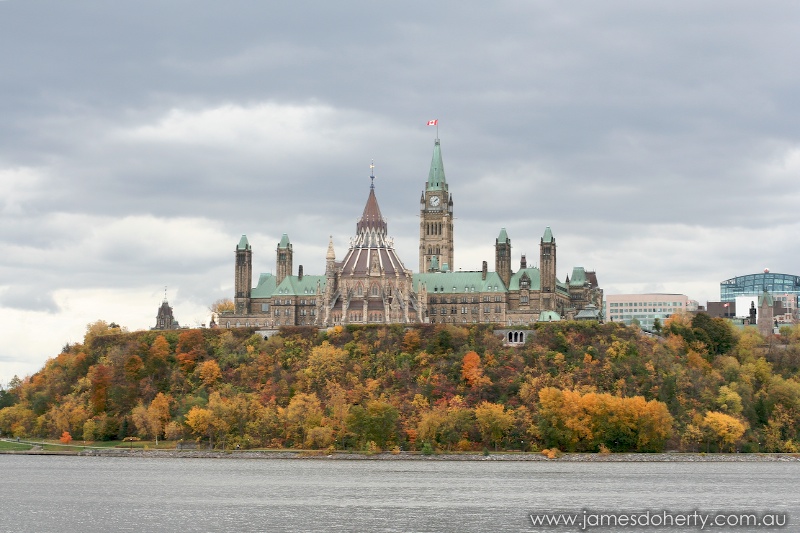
[429,306,504,315]
[428,295,505,304]
[608,302,684,307]
[270,299,318,307]
[609,308,678,314]
[431,285,502,293]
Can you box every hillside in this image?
[1,315,799,453]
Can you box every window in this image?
[261,303,270,312]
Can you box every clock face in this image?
[429,195,440,207]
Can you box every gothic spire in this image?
[357,170,387,234]
[426,138,447,191]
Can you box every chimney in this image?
[482,261,488,280]
[298,265,304,280]
[520,254,527,269]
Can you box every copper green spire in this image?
[498,227,509,243]
[426,138,447,191]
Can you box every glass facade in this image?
[720,273,800,305]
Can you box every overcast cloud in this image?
[2,1,799,384]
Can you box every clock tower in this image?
[419,138,454,272]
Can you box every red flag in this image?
[427,119,438,126]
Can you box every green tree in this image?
[346,400,399,450]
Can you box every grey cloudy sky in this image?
[2,1,799,384]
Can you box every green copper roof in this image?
[542,227,554,243]
[274,275,327,296]
[426,139,447,191]
[251,273,277,298]
[237,235,250,250]
[569,267,587,287]
[430,255,439,271]
[414,271,507,293]
[508,267,541,291]
[251,273,326,298]
[539,310,561,322]
[497,228,509,243]
[278,233,291,249]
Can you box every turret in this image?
[276,233,293,285]
[495,228,511,288]
[540,226,557,309]
[235,235,252,314]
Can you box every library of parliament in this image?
[219,138,602,329]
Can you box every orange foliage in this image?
[88,364,112,414]
[461,351,491,388]
[60,431,72,444]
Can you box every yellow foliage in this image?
[702,411,746,452]
[474,401,514,449]
[537,387,673,452]
[185,406,213,437]
[199,360,222,388]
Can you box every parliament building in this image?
[219,138,602,329]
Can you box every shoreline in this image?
[2,448,799,462]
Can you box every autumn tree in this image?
[88,363,112,414]
[461,351,491,390]
[210,298,235,314]
[185,406,213,442]
[475,401,513,450]
[198,360,222,388]
[702,411,746,452]
[147,393,172,445]
[148,335,171,373]
[301,341,347,394]
[537,388,673,452]
[284,392,324,448]
[176,330,207,373]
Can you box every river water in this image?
[1,455,797,532]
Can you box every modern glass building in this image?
[720,272,800,303]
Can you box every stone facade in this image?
[153,299,180,330]
[218,137,601,329]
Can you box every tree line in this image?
[1,314,799,453]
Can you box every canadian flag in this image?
[427,119,438,126]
